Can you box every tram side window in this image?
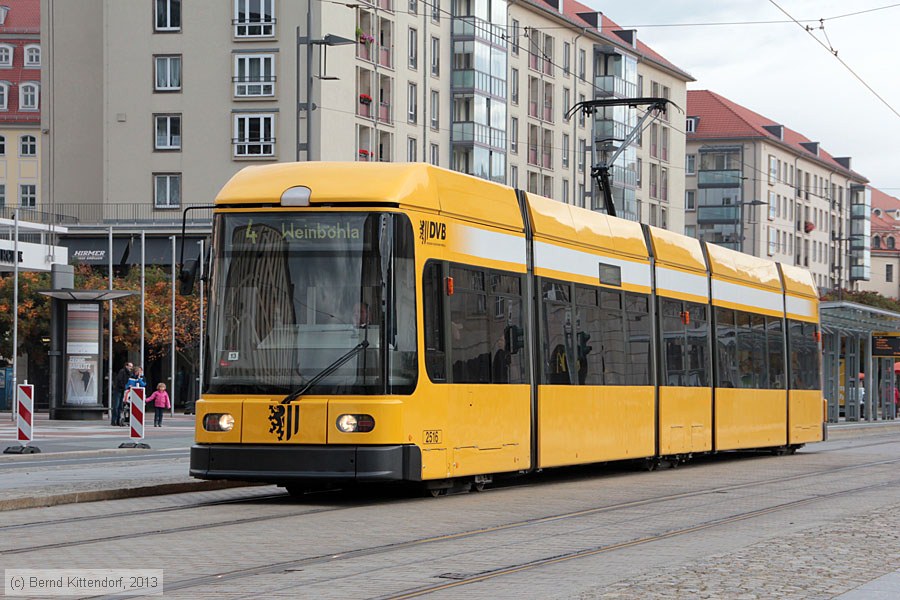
[789,320,820,390]
[662,300,709,387]
[662,299,686,386]
[716,308,738,388]
[625,293,651,386]
[767,317,785,389]
[422,262,446,382]
[600,290,627,384]
[450,267,491,383]
[575,286,601,385]
[448,265,527,384]
[543,280,574,384]
[687,303,710,386]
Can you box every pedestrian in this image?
[145,383,171,427]
[111,361,133,426]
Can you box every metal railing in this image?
[0,203,214,227]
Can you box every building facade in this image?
[685,90,871,293]
[40,0,690,245]
[0,1,41,219]
[858,188,900,299]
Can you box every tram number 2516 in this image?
[423,430,443,444]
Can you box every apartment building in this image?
[685,90,871,293]
[0,1,41,218]
[40,0,691,258]
[858,188,900,299]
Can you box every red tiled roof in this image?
[522,0,693,81]
[870,187,900,211]
[0,0,39,33]
[687,90,865,181]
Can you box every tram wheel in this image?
[471,482,486,492]
[429,488,448,498]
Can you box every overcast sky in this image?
[590,0,900,193]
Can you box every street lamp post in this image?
[740,200,766,256]
[296,14,355,162]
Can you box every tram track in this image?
[61,455,900,598]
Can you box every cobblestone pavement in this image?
[575,502,900,600]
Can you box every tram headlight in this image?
[336,414,375,433]
[203,413,235,432]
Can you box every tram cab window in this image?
[423,262,446,381]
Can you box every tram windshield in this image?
[206,212,417,395]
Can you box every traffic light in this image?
[505,325,524,355]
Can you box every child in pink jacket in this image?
[145,383,171,427]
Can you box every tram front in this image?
[190,210,421,485]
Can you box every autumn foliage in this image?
[0,264,204,365]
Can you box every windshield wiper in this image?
[281,340,370,404]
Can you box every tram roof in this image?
[779,263,818,298]
[704,241,782,291]
[646,226,706,272]
[525,193,649,260]
[215,162,524,231]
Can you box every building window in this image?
[686,154,696,175]
[563,87,570,122]
[155,56,182,91]
[578,48,585,79]
[511,68,519,104]
[768,155,778,184]
[408,28,418,69]
[432,0,440,22]
[155,0,181,32]
[234,54,275,97]
[0,44,12,67]
[234,0,275,37]
[430,143,439,165]
[686,117,696,133]
[510,117,518,153]
[889,237,896,250]
[562,133,569,168]
[154,114,182,150]
[154,173,181,208]
[769,190,777,220]
[578,94,585,127]
[24,45,41,68]
[408,82,417,123]
[636,158,642,188]
[563,42,570,76]
[0,135,5,155]
[20,83,39,110]
[685,190,696,210]
[874,236,881,249]
[562,180,569,204]
[0,82,7,110]
[408,137,417,162]
[578,138,585,173]
[511,19,519,55]
[0,184,5,207]
[19,184,36,208]
[20,135,36,157]
[888,264,894,283]
[431,37,439,76]
[511,165,518,188]
[409,0,417,14]
[430,90,439,129]
[233,114,275,157]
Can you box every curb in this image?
[0,479,253,512]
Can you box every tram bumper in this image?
[190,444,422,483]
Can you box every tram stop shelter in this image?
[821,301,900,423]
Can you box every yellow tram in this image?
[189,163,825,492]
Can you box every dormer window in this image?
[0,81,8,110]
[0,7,9,26]
[686,117,698,133]
[20,82,39,110]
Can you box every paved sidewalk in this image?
[0,412,249,510]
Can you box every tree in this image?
[0,271,52,366]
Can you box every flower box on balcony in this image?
[359,149,371,157]
[804,221,815,233]
[359,94,373,105]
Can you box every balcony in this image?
[697,170,742,188]
[697,205,740,223]
[451,121,506,148]
[379,46,392,69]
[451,70,506,98]
[378,102,392,124]
[0,204,213,229]
[594,75,637,98]
[452,16,506,48]
[357,42,373,62]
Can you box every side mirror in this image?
[179,260,198,295]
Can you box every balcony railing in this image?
[452,16,506,48]
[451,121,506,148]
[451,70,506,98]
[594,75,637,98]
[379,46,392,68]
[697,170,742,188]
[0,203,214,228]
[378,102,392,124]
